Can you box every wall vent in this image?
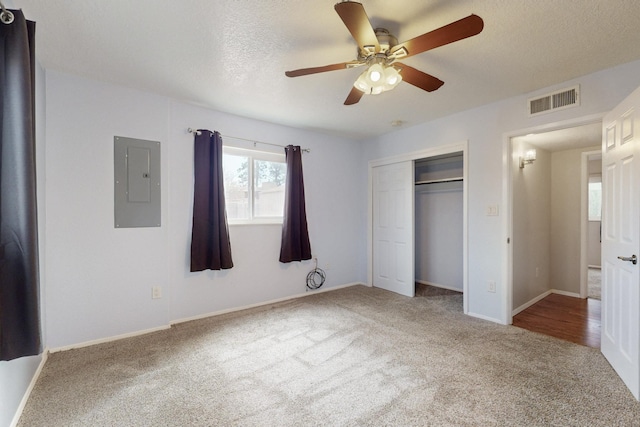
[528,85,580,116]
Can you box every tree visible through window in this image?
[223,147,286,223]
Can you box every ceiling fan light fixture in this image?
[383,66,402,88]
[367,63,384,83]
[354,73,370,92]
[354,63,402,95]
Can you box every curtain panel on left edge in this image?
[0,10,42,361]
[190,130,234,271]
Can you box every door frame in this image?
[368,141,469,312]
[580,149,602,299]
[502,113,604,324]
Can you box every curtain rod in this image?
[187,128,310,153]
[0,1,14,24]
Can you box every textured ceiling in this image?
[15,0,640,140]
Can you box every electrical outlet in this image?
[486,205,499,216]
[535,267,539,278]
[152,286,162,299]
[488,281,496,293]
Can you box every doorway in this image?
[414,152,464,306]
[585,151,602,301]
[369,142,469,313]
[508,121,602,346]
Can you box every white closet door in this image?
[372,161,414,297]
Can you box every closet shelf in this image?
[415,177,463,185]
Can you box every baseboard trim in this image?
[172,282,364,326]
[466,311,503,324]
[512,290,553,316]
[10,350,49,427]
[552,289,581,298]
[512,289,583,317]
[49,325,171,354]
[415,280,463,293]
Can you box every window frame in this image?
[222,146,286,225]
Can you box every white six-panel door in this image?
[372,161,414,297]
[601,86,640,400]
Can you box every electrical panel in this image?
[114,136,161,228]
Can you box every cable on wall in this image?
[306,258,326,291]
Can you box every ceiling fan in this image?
[285,1,484,105]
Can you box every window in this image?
[223,147,286,224]
[588,175,602,221]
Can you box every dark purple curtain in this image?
[279,145,311,263]
[0,11,41,361]
[190,130,233,271]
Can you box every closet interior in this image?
[414,152,464,293]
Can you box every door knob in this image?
[617,254,637,265]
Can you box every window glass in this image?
[254,159,286,218]
[223,153,249,220]
[588,177,602,221]
[223,147,286,224]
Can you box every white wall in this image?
[550,145,600,294]
[43,70,366,349]
[362,59,640,323]
[167,101,367,322]
[512,143,551,309]
[44,71,171,349]
[415,182,463,291]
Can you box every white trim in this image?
[512,290,553,316]
[367,141,469,313]
[10,350,49,427]
[49,325,171,353]
[368,143,467,169]
[581,149,602,299]
[503,113,606,325]
[552,289,581,298]
[171,282,363,325]
[416,280,463,293]
[467,311,502,323]
[512,289,584,317]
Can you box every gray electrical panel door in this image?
[114,136,161,228]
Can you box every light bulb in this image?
[367,64,384,83]
[382,66,402,91]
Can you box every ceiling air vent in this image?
[528,85,580,117]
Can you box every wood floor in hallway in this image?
[512,293,601,348]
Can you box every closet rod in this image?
[187,128,310,153]
[415,177,463,185]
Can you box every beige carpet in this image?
[589,268,601,300]
[19,285,640,426]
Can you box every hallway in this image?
[513,293,601,348]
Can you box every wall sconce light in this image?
[519,149,537,168]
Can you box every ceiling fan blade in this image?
[390,14,483,59]
[396,63,444,92]
[285,61,363,78]
[334,1,380,53]
[344,86,364,105]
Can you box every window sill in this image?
[229,220,283,226]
